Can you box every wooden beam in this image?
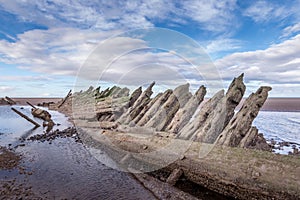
[4,96,16,105]
[26,101,36,109]
[166,168,183,186]
[58,89,72,108]
[11,107,40,127]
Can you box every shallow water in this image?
[0,106,156,199]
[254,111,300,154]
[18,138,156,199]
[0,105,72,146]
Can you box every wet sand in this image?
[232,98,299,112]
[261,98,300,112]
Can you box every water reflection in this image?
[20,127,38,142]
[0,105,157,199]
[0,105,72,145]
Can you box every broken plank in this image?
[11,107,40,127]
[58,89,72,108]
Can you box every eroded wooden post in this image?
[166,168,183,186]
[58,89,72,108]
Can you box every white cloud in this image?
[0,27,209,91]
[281,22,300,38]
[2,1,300,97]
[205,38,242,54]
[243,1,287,22]
[243,0,300,24]
[41,93,51,97]
[0,86,15,93]
[180,0,238,32]
[0,28,114,76]
[215,34,300,96]
[0,0,239,34]
[0,75,52,82]
[0,0,168,30]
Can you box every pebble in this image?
[27,127,82,144]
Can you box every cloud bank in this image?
[216,34,300,96]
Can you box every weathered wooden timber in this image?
[48,74,300,199]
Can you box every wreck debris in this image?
[215,86,272,148]
[166,168,183,186]
[167,85,206,134]
[178,89,224,140]
[26,101,36,109]
[193,73,246,143]
[58,89,72,108]
[5,96,16,105]
[54,74,272,152]
[31,107,55,132]
[27,101,55,132]
[118,81,155,124]
[11,107,40,127]
[0,96,16,105]
[31,107,52,121]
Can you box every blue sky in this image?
[0,0,300,97]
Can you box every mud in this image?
[0,179,40,200]
[0,146,41,199]
[0,146,20,170]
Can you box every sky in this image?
[0,0,300,97]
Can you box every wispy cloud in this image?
[0,0,170,30]
[180,0,238,32]
[281,22,300,38]
[243,1,289,23]
[0,30,16,41]
[205,38,242,54]
[0,0,239,34]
